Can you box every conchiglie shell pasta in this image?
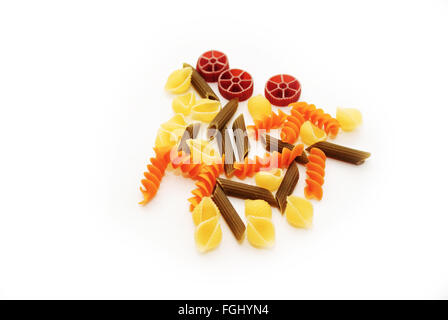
[248,94,272,122]
[154,128,178,150]
[160,114,187,131]
[192,197,220,226]
[159,115,187,145]
[255,169,283,191]
[165,67,193,94]
[336,107,362,131]
[172,92,196,115]
[246,216,275,248]
[195,216,222,253]
[299,121,327,146]
[285,196,313,228]
[191,99,221,123]
[245,199,272,219]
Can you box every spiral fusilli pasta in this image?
[188,162,224,211]
[266,144,304,169]
[139,147,172,205]
[280,109,305,144]
[290,102,340,138]
[304,148,326,200]
[233,156,270,180]
[169,151,203,179]
[247,109,288,140]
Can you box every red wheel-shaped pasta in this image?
[264,74,301,106]
[196,50,229,82]
[218,69,254,101]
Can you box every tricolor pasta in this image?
[139,52,371,253]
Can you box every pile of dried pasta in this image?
[139,50,371,253]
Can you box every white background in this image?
[1,0,447,299]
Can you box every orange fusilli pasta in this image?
[188,162,224,211]
[304,148,326,200]
[139,147,172,205]
[170,151,203,180]
[247,110,288,140]
[266,144,304,169]
[290,102,340,138]
[233,156,271,180]
[280,109,306,144]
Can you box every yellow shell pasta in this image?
[246,216,275,248]
[254,169,283,191]
[154,127,178,150]
[160,114,187,132]
[285,196,313,228]
[195,216,222,253]
[155,114,187,149]
[336,107,362,131]
[244,199,272,219]
[299,121,327,145]
[191,99,221,123]
[192,197,220,226]
[248,94,272,122]
[172,92,196,116]
[165,67,193,94]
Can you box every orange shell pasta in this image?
[139,147,172,205]
[304,148,326,200]
[290,101,340,138]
